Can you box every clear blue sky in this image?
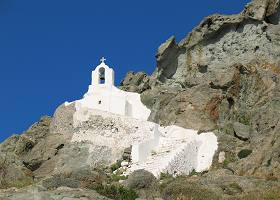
[0,0,250,142]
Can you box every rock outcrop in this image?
[120,0,280,180]
[122,0,280,198]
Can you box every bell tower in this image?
[91,57,115,87]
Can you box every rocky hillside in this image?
[121,0,280,180]
[1,0,280,199]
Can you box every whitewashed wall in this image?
[131,124,160,162]
[77,85,150,121]
[73,60,151,121]
[196,132,218,172]
[163,141,199,176]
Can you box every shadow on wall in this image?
[125,101,133,117]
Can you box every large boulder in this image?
[126,170,157,190]
[125,170,159,199]
[119,71,152,93]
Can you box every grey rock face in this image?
[141,85,221,131]
[50,103,76,138]
[119,71,152,93]
[232,122,251,141]
[120,0,280,135]
[0,117,55,189]
[120,0,280,185]
[0,115,73,189]
[244,0,280,21]
[155,36,181,83]
[24,116,52,141]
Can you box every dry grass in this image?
[243,188,280,200]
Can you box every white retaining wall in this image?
[163,141,199,177]
[196,132,219,172]
[126,125,218,177]
[131,124,160,162]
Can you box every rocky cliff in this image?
[121,0,280,180]
[1,0,280,199]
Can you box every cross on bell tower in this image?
[100,57,106,63]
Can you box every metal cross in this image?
[100,57,106,63]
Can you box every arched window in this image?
[99,67,105,84]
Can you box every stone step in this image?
[125,140,188,177]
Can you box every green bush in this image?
[238,149,252,159]
[110,174,128,182]
[239,115,250,125]
[189,169,199,176]
[94,184,138,200]
[110,160,122,172]
[221,151,237,168]
[223,159,230,167]
[159,172,173,180]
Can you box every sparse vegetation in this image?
[244,188,280,200]
[159,172,175,192]
[161,177,221,200]
[221,182,243,195]
[110,160,122,172]
[223,159,230,167]
[93,184,139,200]
[110,173,128,182]
[5,179,34,189]
[238,149,252,159]
[0,155,8,188]
[189,169,199,176]
[160,172,173,180]
[220,151,236,168]
[238,115,251,126]
[0,154,34,189]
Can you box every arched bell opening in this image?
[99,67,105,84]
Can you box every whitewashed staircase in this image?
[123,126,218,178]
[125,136,197,177]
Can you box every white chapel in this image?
[68,57,218,177]
[75,57,151,121]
